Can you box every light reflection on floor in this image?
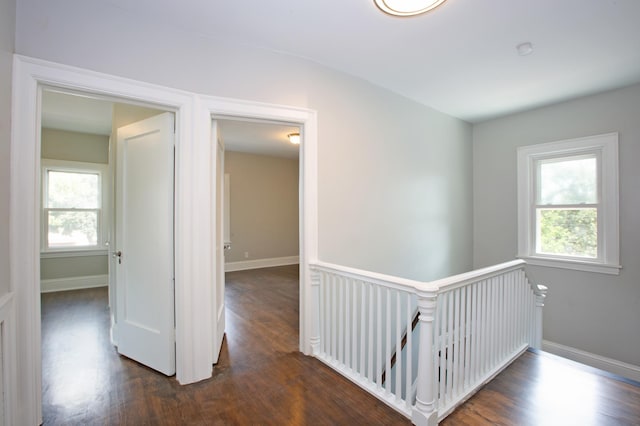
[41,288,116,420]
[531,355,601,426]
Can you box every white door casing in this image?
[204,97,319,357]
[116,112,176,375]
[212,120,225,363]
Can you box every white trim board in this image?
[542,340,640,382]
[225,256,299,272]
[0,292,17,426]
[40,275,108,293]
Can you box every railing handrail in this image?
[423,259,526,293]
[310,259,527,295]
[310,260,427,293]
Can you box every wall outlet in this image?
[244,252,249,259]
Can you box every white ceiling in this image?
[99,0,640,122]
[218,120,300,159]
[41,91,300,158]
[41,90,114,135]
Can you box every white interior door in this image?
[115,112,176,375]
[212,120,226,363]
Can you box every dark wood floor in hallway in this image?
[41,265,408,425]
[42,265,640,425]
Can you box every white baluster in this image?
[376,285,383,389]
[395,290,402,401]
[533,284,548,350]
[470,282,478,383]
[360,280,366,378]
[405,294,413,410]
[352,280,358,371]
[344,277,350,368]
[310,269,321,356]
[445,291,454,403]
[368,282,374,382]
[331,274,337,362]
[318,271,325,356]
[463,285,471,389]
[411,289,438,426]
[437,293,445,406]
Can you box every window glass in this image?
[47,170,100,209]
[538,156,597,205]
[47,210,99,248]
[43,166,104,251]
[536,208,597,258]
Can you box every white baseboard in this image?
[225,256,299,272]
[542,340,640,382]
[40,275,108,293]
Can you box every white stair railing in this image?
[309,260,547,425]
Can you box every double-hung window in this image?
[517,133,620,274]
[42,160,109,254]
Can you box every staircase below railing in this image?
[309,260,547,425]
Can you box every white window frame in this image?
[517,132,620,275]
[41,159,110,257]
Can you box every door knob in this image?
[113,250,122,264]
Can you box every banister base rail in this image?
[309,259,547,424]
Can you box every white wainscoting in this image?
[0,292,17,426]
[40,275,108,293]
[542,340,640,382]
[225,256,299,272]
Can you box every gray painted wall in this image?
[41,255,108,280]
[41,128,109,163]
[224,151,299,263]
[0,0,16,296]
[15,0,474,282]
[473,83,640,367]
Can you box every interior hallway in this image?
[41,265,408,425]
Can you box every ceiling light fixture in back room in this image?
[288,132,300,145]
[374,0,449,16]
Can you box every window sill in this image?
[41,249,108,259]
[518,255,621,275]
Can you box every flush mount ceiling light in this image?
[288,132,300,145]
[516,42,534,56]
[374,0,448,16]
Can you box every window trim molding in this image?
[517,132,620,275]
[40,159,109,255]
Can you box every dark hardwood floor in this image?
[41,265,408,425]
[41,266,640,425]
[442,349,640,426]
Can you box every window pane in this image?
[47,210,98,248]
[537,208,597,258]
[47,171,100,208]
[538,157,597,205]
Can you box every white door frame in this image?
[11,56,205,425]
[10,55,319,426]
[203,97,319,355]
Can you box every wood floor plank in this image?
[442,350,640,426]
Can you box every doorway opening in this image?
[213,117,301,362]
[39,88,177,420]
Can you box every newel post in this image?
[309,268,321,355]
[412,288,438,426]
[533,284,548,350]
